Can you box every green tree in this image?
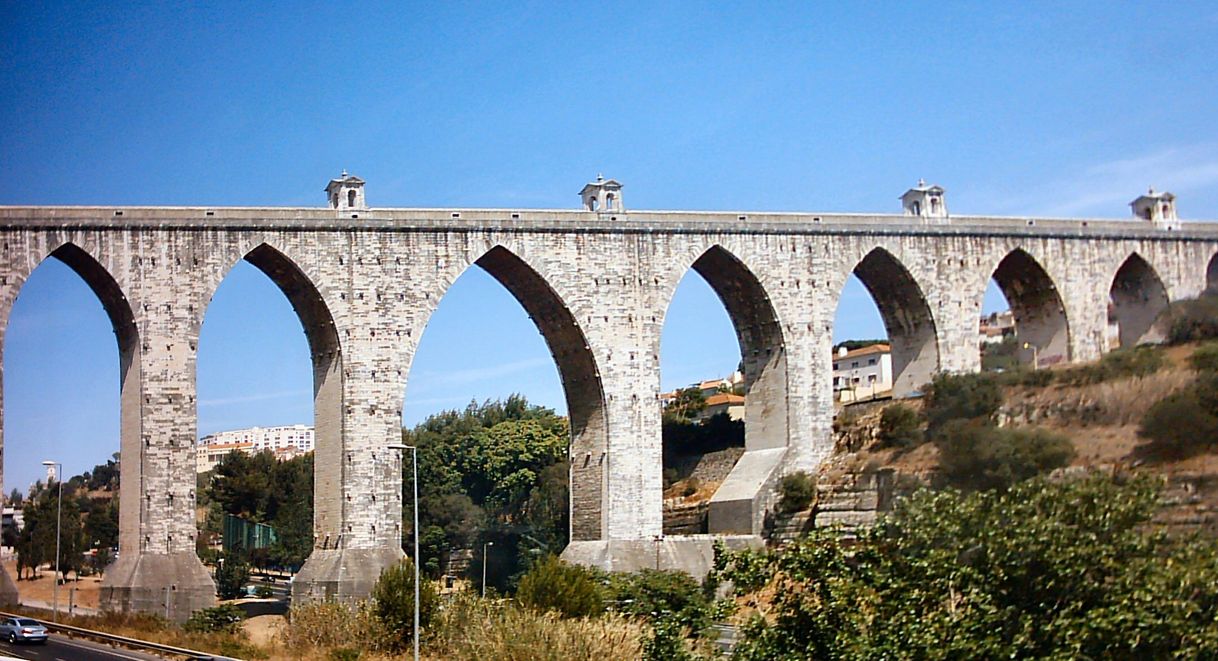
[663,387,707,421]
[923,372,1003,438]
[516,555,605,618]
[215,552,251,600]
[877,403,922,448]
[370,557,438,650]
[715,476,1218,660]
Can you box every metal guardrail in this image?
[0,609,233,660]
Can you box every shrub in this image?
[1139,391,1218,459]
[1056,346,1164,386]
[1163,295,1218,344]
[715,475,1218,660]
[607,569,709,631]
[878,404,922,448]
[183,604,244,633]
[516,555,606,618]
[935,420,1076,491]
[642,614,696,661]
[370,557,438,650]
[922,372,1003,438]
[778,471,816,513]
[681,477,700,498]
[253,584,274,599]
[1191,342,1218,373]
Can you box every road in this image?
[0,635,167,661]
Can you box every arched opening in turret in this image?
[402,245,602,593]
[197,244,335,572]
[659,245,786,535]
[2,243,136,595]
[833,248,938,401]
[1108,253,1169,348]
[979,249,1070,370]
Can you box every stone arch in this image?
[842,247,939,396]
[674,244,789,452]
[1207,252,1218,294]
[202,242,343,540]
[3,242,142,556]
[1109,252,1170,348]
[987,248,1071,368]
[419,244,609,541]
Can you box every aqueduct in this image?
[0,176,1214,618]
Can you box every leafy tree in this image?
[515,555,605,618]
[663,387,707,421]
[215,551,251,600]
[608,569,710,631]
[715,476,1218,660]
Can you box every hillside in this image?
[816,341,1218,538]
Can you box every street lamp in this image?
[387,442,418,661]
[481,541,494,598]
[1022,342,1040,370]
[40,460,62,622]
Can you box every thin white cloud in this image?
[198,390,310,407]
[1026,144,1218,217]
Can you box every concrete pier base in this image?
[99,552,215,622]
[291,547,405,605]
[0,563,17,607]
[708,447,786,535]
[561,535,764,581]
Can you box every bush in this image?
[1139,391,1218,460]
[516,555,606,618]
[922,372,1003,438]
[878,404,922,448]
[1163,295,1218,344]
[714,475,1218,660]
[1191,342,1218,373]
[777,471,816,513]
[607,569,709,630]
[1056,346,1164,386]
[935,420,1076,491]
[680,477,700,498]
[183,604,244,633]
[370,557,439,650]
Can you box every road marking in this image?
[53,639,148,661]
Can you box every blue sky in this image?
[2,2,1217,491]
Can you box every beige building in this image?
[196,424,314,473]
[833,344,893,402]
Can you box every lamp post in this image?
[1022,342,1040,370]
[481,541,494,598]
[41,460,62,622]
[387,442,418,661]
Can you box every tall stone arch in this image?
[660,244,789,535]
[987,248,1071,368]
[1109,252,1170,348]
[842,247,939,396]
[1207,252,1218,294]
[0,242,140,606]
[412,244,609,542]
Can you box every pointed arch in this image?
[844,247,939,396]
[451,245,609,541]
[1206,251,1218,295]
[1109,252,1169,348]
[5,243,143,554]
[988,248,1071,367]
[681,244,788,451]
[202,242,343,540]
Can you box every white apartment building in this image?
[196,424,314,473]
[832,344,893,403]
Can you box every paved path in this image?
[0,635,166,661]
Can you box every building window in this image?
[851,361,859,368]
[868,358,877,365]
[348,190,357,207]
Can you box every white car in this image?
[0,617,48,645]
